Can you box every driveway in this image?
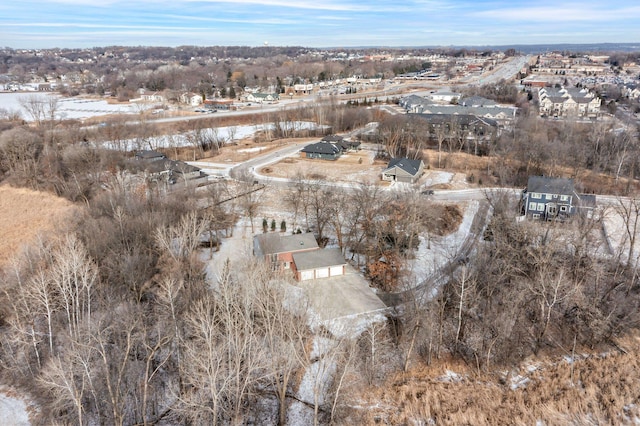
[298,265,388,322]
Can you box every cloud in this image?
[472,3,640,23]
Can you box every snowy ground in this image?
[0,388,32,426]
[602,206,638,263]
[405,200,480,287]
[0,92,145,120]
[100,121,322,152]
[422,170,454,187]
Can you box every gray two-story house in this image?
[522,176,596,220]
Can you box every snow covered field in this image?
[0,92,144,120]
[101,121,323,152]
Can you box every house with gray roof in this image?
[399,94,516,126]
[253,232,348,281]
[300,141,342,160]
[460,96,497,107]
[293,248,347,281]
[522,176,596,220]
[142,159,203,184]
[414,113,500,150]
[321,134,361,151]
[382,157,425,183]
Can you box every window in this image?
[284,261,290,270]
[529,202,537,211]
[560,195,569,201]
[533,214,541,219]
[537,203,545,211]
[560,205,567,212]
[530,193,542,199]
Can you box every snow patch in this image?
[0,388,31,426]
[406,200,480,288]
[509,374,530,390]
[423,171,454,187]
[439,370,464,383]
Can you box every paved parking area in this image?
[299,265,388,321]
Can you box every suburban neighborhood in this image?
[1,38,640,425]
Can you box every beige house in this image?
[538,87,601,119]
[382,158,425,183]
[180,92,203,106]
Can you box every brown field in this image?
[203,137,318,164]
[0,186,77,268]
[260,150,384,183]
[352,334,640,425]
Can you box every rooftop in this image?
[253,232,318,257]
[527,176,575,196]
[293,248,347,271]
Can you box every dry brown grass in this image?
[0,186,77,268]
[192,137,318,164]
[422,149,640,195]
[261,150,380,183]
[350,335,640,425]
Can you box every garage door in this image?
[300,270,315,281]
[329,266,343,276]
[315,268,329,278]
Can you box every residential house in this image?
[140,157,203,184]
[415,113,500,148]
[522,176,596,220]
[180,92,203,106]
[459,96,497,107]
[538,86,601,119]
[382,157,425,183]
[254,232,318,272]
[138,90,166,103]
[321,135,361,151]
[399,94,516,127]
[253,233,347,281]
[300,141,342,160]
[293,84,314,94]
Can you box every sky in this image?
[1,0,639,49]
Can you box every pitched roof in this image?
[253,233,318,257]
[460,96,496,107]
[143,159,201,175]
[135,150,166,160]
[415,113,498,127]
[527,176,575,196]
[321,134,344,142]
[384,157,423,176]
[292,248,346,271]
[301,141,342,155]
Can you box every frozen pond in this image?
[0,92,145,120]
